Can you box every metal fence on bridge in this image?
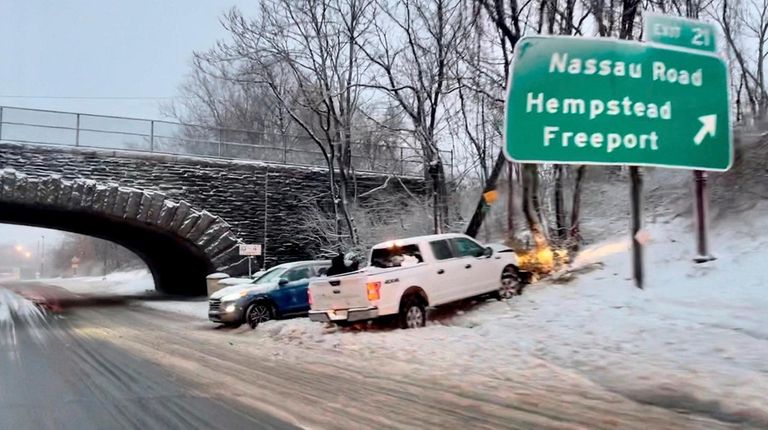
[0,106,452,177]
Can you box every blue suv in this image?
[208,260,330,328]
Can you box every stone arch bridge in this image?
[0,142,420,295]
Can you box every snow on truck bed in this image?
[254,203,768,426]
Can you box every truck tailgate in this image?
[310,273,370,310]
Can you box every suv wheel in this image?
[246,302,272,329]
[398,296,426,329]
[497,267,521,300]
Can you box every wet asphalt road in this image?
[0,305,296,430]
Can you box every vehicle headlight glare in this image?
[224,304,236,313]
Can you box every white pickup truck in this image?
[308,233,521,329]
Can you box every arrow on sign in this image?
[694,114,717,145]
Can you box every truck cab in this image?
[308,234,520,329]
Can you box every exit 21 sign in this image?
[644,13,718,53]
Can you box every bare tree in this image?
[196,0,377,247]
[358,0,468,233]
[463,0,540,242]
[711,0,768,119]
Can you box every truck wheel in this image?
[398,296,426,329]
[496,266,520,301]
[246,302,272,329]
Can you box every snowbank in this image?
[0,288,48,348]
[40,270,154,296]
[34,269,210,319]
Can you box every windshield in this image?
[370,245,423,268]
[252,266,287,284]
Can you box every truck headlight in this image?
[224,304,236,313]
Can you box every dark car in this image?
[208,260,330,328]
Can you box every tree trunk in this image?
[464,151,507,238]
[531,164,544,229]
[335,153,359,247]
[522,164,548,248]
[325,149,341,248]
[427,156,449,234]
[507,161,516,236]
[569,165,586,250]
[554,164,566,241]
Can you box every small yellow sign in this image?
[483,190,499,204]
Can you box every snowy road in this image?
[0,290,749,429]
[0,287,295,430]
[4,203,766,429]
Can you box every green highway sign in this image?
[644,14,717,53]
[504,36,732,171]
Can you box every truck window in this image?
[314,264,330,276]
[370,244,423,268]
[451,238,485,258]
[429,240,454,260]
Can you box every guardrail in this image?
[0,106,452,176]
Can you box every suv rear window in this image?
[370,244,423,268]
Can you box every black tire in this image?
[496,266,521,301]
[223,322,242,329]
[398,295,426,329]
[245,302,273,329]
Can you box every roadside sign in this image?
[239,244,262,256]
[644,13,717,53]
[504,36,731,171]
[644,14,721,263]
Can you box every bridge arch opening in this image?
[0,201,212,295]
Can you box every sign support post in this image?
[693,170,715,262]
[629,166,643,289]
[643,13,720,264]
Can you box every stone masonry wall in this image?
[0,142,423,273]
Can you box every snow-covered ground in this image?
[39,270,155,296]
[35,269,211,318]
[26,200,768,425]
[238,201,768,426]
[142,299,208,318]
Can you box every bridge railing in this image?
[0,106,453,177]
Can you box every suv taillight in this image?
[308,288,314,306]
[366,282,381,301]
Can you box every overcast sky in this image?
[0,0,255,119]
[0,0,253,245]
